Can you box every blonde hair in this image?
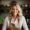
[9,0,23,19]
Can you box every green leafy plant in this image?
[0,16,4,24]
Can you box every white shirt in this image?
[2,16,29,30]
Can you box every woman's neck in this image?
[13,16,16,19]
[12,15,17,20]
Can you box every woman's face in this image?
[11,5,19,16]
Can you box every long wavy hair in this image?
[8,0,23,20]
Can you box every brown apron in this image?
[6,23,20,30]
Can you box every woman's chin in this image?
[13,14,17,16]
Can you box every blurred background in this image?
[0,0,30,30]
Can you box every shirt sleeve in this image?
[22,17,29,30]
[2,17,8,30]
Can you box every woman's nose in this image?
[14,10,16,12]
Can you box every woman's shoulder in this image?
[19,16,26,22]
[22,15,25,17]
[21,16,26,22]
[21,16,25,19]
[5,16,9,21]
[19,16,25,19]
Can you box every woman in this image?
[2,0,29,30]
